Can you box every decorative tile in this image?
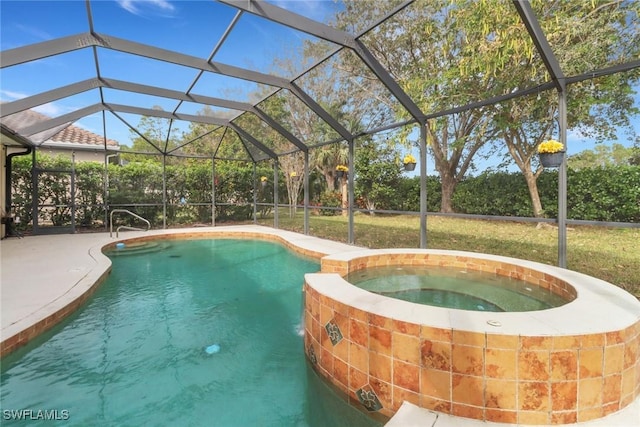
[485,408,517,423]
[453,330,484,347]
[308,344,317,365]
[451,403,483,419]
[521,336,552,350]
[421,339,451,371]
[452,374,483,406]
[551,381,577,410]
[518,350,550,381]
[518,410,550,424]
[485,348,516,379]
[370,378,393,410]
[349,318,368,347]
[369,351,392,383]
[393,332,420,365]
[349,366,368,391]
[369,325,392,355]
[579,377,603,408]
[518,381,550,411]
[452,344,484,376]
[356,385,383,412]
[550,350,577,381]
[551,411,577,424]
[325,319,343,346]
[603,374,621,404]
[421,368,451,401]
[485,379,517,409]
[578,407,604,422]
[393,359,420,393]
[393,319,420,336]
[349,343,368,373]
[334,358,349,388]
[579,348,603,378]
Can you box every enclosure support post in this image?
[348,138,355,245]
[31,149,37,231]
[211,157,216,227]
[419,121,428,248]
[252,163,257,224]
[71,151,76,233]
[274,160,279,229]
[104,155,111,231]
[558,90,568,268]
[162,155,167,229]
[304,151,309,235]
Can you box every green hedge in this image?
[452,166,640,222]
[10,154,639,229]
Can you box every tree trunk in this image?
[440,174,456,213]
[324,171,335,191]
[522,169,544,218]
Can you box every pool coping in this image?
[1,226,639,426]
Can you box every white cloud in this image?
[116,0,175,16]
[32,103,64,116]
[0,90,30,101]
[0,91,69,117]
[14,24,52,42]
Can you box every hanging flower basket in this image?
[336,170,345,178]
[539,152,565,168]
[403,154,416,171]
[260,176,268,187]
[335,165,348,178]
[537,140,565,168]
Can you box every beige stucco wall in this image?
[37,146,109,163]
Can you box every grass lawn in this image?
[256,211,640,298]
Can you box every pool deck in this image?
[1,225,638,426]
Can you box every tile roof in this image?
[49,121,119,147]
[1,108,119,148]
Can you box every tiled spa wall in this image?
[304,254,640,424]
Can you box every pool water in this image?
[347,265,568,312]
[1,239,381,427]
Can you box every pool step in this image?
[106,241,172,256]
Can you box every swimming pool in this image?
[0,239,381,426]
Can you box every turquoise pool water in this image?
[347,265,568,312]
[1,239,381,426]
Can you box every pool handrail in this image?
[110,209,151,238]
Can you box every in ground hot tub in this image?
[304,249,640,424]
[346,264,572,312]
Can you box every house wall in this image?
[37,147,108,163]
[1,145,6,237]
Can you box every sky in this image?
[1,0,638,171]
[0,0,342,145]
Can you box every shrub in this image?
[318,191,342,216]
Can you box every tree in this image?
[336,0,498,212]
[121,107,182,164]
[176,106,228,157]
[488,0,639,217]
[568,143,636,170]
[354,138,403,213]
